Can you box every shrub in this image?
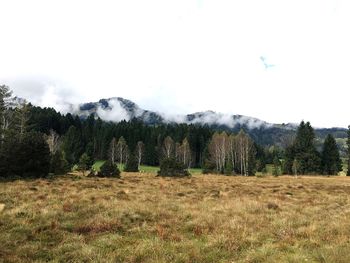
[202,160,216,174]
[124,154,139,172]
[99,161,121,178]
[158,158,190,177]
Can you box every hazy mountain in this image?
[71,97,347,153]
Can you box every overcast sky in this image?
[0,0,349,127]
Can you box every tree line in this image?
[0,85,349,178]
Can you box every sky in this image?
[0,0,349,128]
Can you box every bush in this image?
[50,151,70,175]
[124,154,139,172]
[99,161,121,178]
[202,160,216,174]
[0,131,50,178]
[158,158,190,177]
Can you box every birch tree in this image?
[136,141,145,167]
[109,137,117,164]
[163,136,174,158]
[116,136,128,166]
[46,129,61,154]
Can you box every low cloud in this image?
[95,98,131,122]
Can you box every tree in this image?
[99,161,120,178]
[0,85,13,145]
[292,159,299,178]
[116,136,128,167]
[322,134,342,175]
[347,126,350,176]
[273,156,280,176]
[162,136,174,159]
[14,101,31,141]
[0,131,50,178]
[109,137,117,164]
[46,129,61,154]
[284,121,321,175]
[62,126,83,165]
[50,150,70,175]
[124,153,139,172]
[157,158,190,177]
[78,153,91,176]
[136,141,145,168]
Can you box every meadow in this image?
[1,172,350,262]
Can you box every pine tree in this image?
[321,134,342,175]
[124,153,139,172]
[99,161,120,178]
[78,153,91,176]
[284,121,321,175]
[62,126,83,165]
[50,150,70,175]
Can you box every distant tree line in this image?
[0,85,348,178]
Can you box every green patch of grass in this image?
[92,160,105,172]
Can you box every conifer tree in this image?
[321,134,342,175]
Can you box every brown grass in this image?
[1,173,350,262]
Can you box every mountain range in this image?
[71,97,347,155]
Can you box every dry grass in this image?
[1,173,350,262]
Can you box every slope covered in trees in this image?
[0,85,348,178]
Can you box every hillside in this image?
[72,97,348,153]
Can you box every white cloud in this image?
[0,0,349,127]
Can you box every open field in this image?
[1,174,350,262]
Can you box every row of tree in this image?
[0,85,349,178]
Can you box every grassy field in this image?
[1,173,350,262]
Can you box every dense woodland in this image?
[0,85,348,178]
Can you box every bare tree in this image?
[181,138,192,168]
[208,132,229,173]
[0,85,13,144]
[15,101,31,141]
[136,141,145,167]
[236,130,254,176]
[46,129,61,154]
[109,137,117,164]
[116,136,128,166]
[163,136,174,158]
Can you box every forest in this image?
[0,85,349,178]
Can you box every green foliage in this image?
[62,126,84,165]
[124,154,139,172]
[283,121,321,175]
[99,161,121,178]
[321,134,342,175]
[158,158,190,177]
[273,156,281,176]
[0,131,50,178]
[202,160,216,174]
[78,153,91,175]
[50,151,70,175]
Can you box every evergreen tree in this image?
[158,157,190,177]
[99,161,120,178]
[50,150,70,175]
[124,153,139,172]
[321,134,342,175]
[284,121,321,175]
[62,126,83,165]
[78,153,91,176]
[0,131,50,178]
